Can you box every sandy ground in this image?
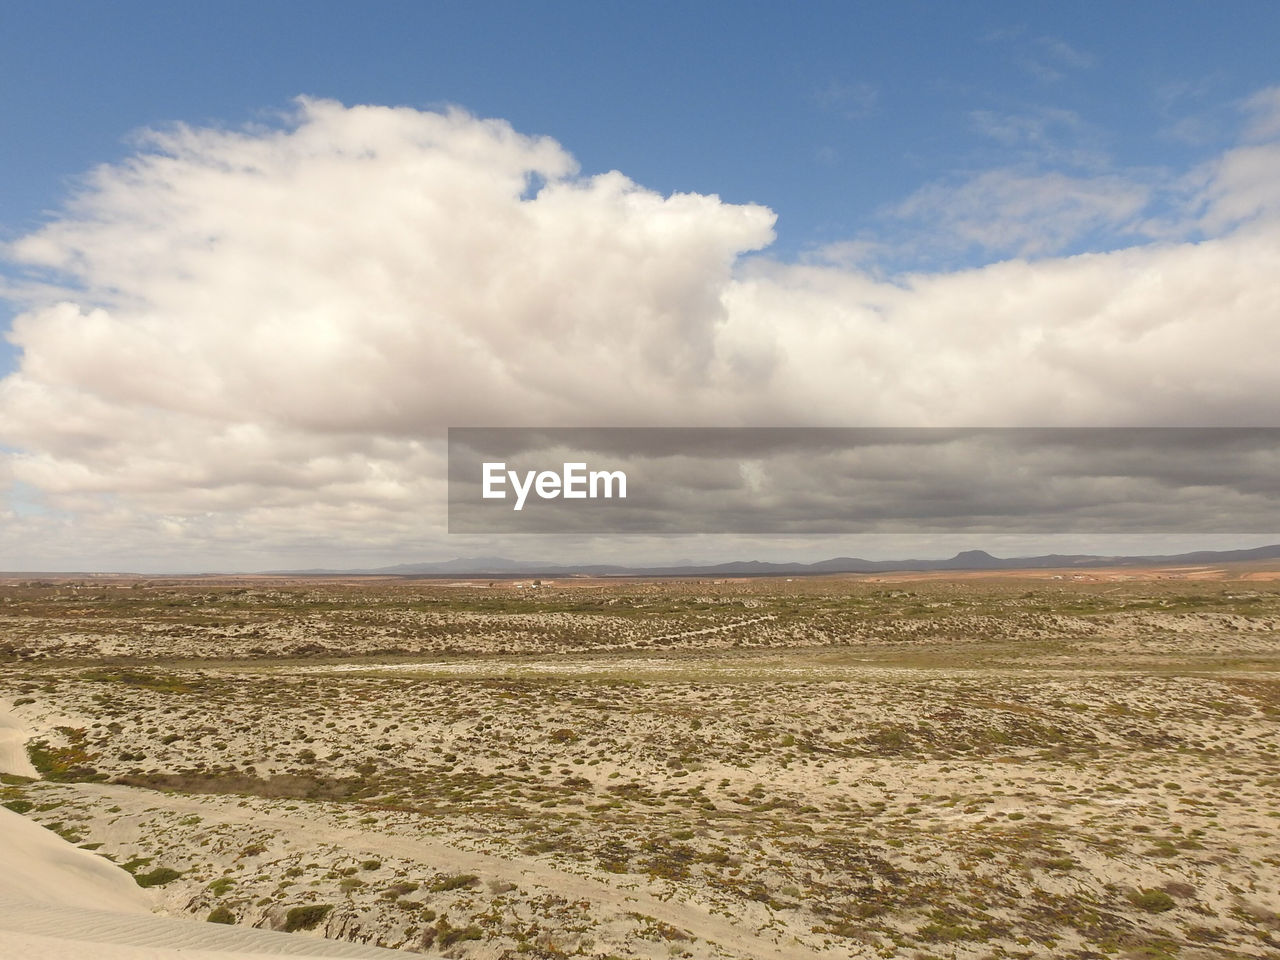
[0,700,38,778]
[1,571,1278,958]
[0,706,410,959]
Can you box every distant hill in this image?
[267,543,1280,578]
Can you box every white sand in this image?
[0,704,408,959]
[0,901,412,958]
[0,699,38,778]
[0,807,153,914]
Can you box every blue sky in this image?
[3,2,1280,569]
[5,2,1278,252]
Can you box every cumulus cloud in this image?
[2,96,1280,568]
[8,101,775,432]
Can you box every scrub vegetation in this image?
[2,569,1278,957]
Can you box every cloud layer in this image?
[3,96,1279,568]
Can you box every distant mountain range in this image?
[270,543,1280,578]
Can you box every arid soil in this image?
[2,569,1278,959]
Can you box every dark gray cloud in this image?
[450,428,1280,535]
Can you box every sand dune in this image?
[0,806,153,914]
[0,901,411,958]
[1,705,409,959]
[0,699,38,779]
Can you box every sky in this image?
[2,2,1280,571]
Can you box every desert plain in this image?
[1,565,1278,959]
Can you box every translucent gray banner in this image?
[447,427,1280,534]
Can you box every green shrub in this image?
[442,924,483,947]
[207,906,235,924]
[135,867,182,887]
[428,873,478,892]
[422,918,482,948]
[283,903,333,932]
[26,731,100,781]
[1130,889,1176,913]
[382,880,419,899]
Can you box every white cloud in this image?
[1185,90,1280,234]
[2,96,1280,569]
[1242,86,1280,142]
[967,106,1110,169]
[985,30,1096,84]
[1195,141,1280,233]
[888,168,1151,258]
